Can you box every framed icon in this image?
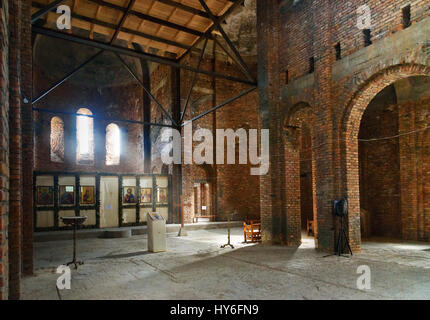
[59,185,75,205]
[36,186,54,206]
[157,188,168,204]
[80,186,95,205]
[123,186,137,204]
[140,188,152,204]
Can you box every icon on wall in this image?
[36,186,54,206]
[140,188,152,204]
[59,185,75,205]
[157,188,168,204]
[123,187,136,204]
[80,186,95,205]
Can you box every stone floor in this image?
[22,228,430,300]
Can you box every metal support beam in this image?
[32,26,256,86]
[133,43,152,173]
[198,0,255,83]
[179,0,244,59]
[31,0,67,23]
[182,86,256,126]
[110,0,136,44]
[213,37,253,84]
[180,37,208,124]
[115,53,178,127]
[33,107,174,128]
[32,50,104,105]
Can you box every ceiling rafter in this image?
[32,1,191,50]
[86,0,205,37]
[110,0,137,43]
[127,1,157,49]
[31,0,240,60]
[30,0,257,130]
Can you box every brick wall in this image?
[262,0,430,251]
[0,0,9,301]
[146,40,260,224]
[8,0,22,300]
[358,77,430,241]
[279,0,430,82]
[33,43,146,174]
[179,51,260,224]
[359,84,400,238]
[20,0,33,278]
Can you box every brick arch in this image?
[341,64,430,137]
[340,64,430,250]
[283,101,313,128]
[283,101,314,150]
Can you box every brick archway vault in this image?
[340,63,430,250]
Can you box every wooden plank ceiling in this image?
[32,0,237,59]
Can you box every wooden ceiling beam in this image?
[32,1,191,50]
[110,0,137,43]
[89,2,101,39]
[86,0,205,37]
[155,0,209,19]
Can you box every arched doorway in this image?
[342,65,430,247]
[284,102,317,247]
[193,181,212,220]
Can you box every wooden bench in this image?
[193,215,216,223]
[243,220,261,243]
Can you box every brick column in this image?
[171,66,182,224]
[0,0,10,301]
[8,0,23,300]
[133,44,152,174]
[284,138,302,245]
[311,0,347,252]
[21,0,33,277]
[257,0,286,244]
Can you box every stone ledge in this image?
[34,221,244,242]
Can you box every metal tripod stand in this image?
[335,215,353,256]
[221,214,234,249]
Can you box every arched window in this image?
[76,108,94,164]
[106,123,120,166]
[50,116,64,163]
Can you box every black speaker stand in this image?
[334,215,353,257]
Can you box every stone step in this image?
[34,221,244,242]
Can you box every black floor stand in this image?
[334,216,353,257]
[221,215,234,249]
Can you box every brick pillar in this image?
[8,0,23,300]
[195,184,201,216]
[311,0,342,252]
[284,139,301,245]
[133,44,152,174]
[0,0,10,301]
[171,67,182,224]
[21,0,33,276]
[257,0,286,244]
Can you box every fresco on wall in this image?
[157,188,168,204]
[37,186,54,206]
[141,188,152,204]
[59,185,75,205]
[123,187,136,204]
[80,186,95,205]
